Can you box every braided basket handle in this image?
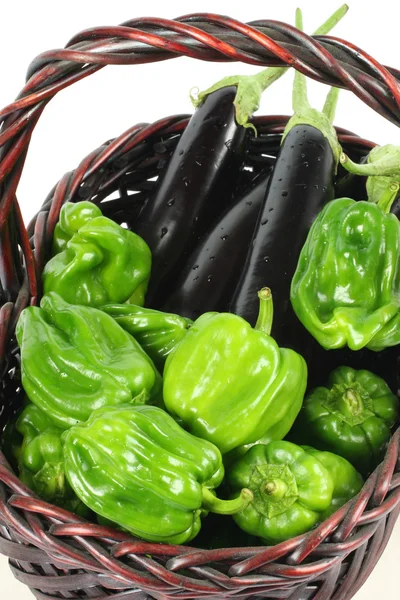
[0,12,399,328]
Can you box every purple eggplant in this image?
[160,169,271,319]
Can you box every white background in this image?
[0,1,399,598]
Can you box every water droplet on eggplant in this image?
[167,198,175,206]
[160,227,168,238]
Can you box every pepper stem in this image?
[338,388,363,418]
[262,479,288,502]
[255,287,274,335]
[201,487,253,515]
[340,145,400,211]
[190,5,348,132]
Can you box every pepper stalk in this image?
[340,145,400,211]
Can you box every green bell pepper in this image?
[289,366,399,474]
[63,405,253,544]
[227,441,362,544]
[16,292,162,429]
[43,201,152,307]
[301,446,363,518]
[163,288,307,454]
[290,197,400,351]
[3,404,88,515]
[100,303,192,370]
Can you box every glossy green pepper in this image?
[63,405,253,544]
[227,441,362,544]
[301,446,363,518]
[289,366,399,474]
[290,197,400,351]
[43,201,152,307]
[16,292,162,429]
[101,303,192,370]
[3,404,88,515]
[163,289,307,454]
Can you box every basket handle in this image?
[0,13,399,325]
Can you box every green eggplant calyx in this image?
[255,287,274,335]
[201,486,253,515]
[251,464,298,519]
[325,382,375,426]
[281,8,343,167]
[190,69,286,135]
[190,4,348,133]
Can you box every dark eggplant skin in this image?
[230,125,398,391]
[230,124,335,340]
[160,169,271,320]
[134,87,248,305]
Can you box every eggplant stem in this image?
[190,5,348,132]
[314,4,349,34]
[322,86,340,123]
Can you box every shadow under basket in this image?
[1,13,400,600]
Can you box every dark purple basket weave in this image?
[0,13,400,600]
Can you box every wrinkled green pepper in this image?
[227,441,363,544]
[101,303,192,370]
[163,289,307,454]
[290,197,400,351]
[43,201,152,307]
[301,446,364,518]
[3,404,88,515]
[16,292,162,429]
[289,366,399,474]
[63,405,253,544]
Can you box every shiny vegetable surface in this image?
[3,404,88,515]
[227,441,362,544]
[63,405,252,544]
[230,12,341,343]
[16,293,161,429]
[134,86,248,305]
[290,197,400,351]
[290,366,399,474]
[163,289,307,454]
[302,446,364,517]
[162,170,270,319]
[100,303,192,370]
[43,201,152,307]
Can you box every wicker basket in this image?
[0,13,400,600]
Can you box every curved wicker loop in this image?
[0,13,399,600]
